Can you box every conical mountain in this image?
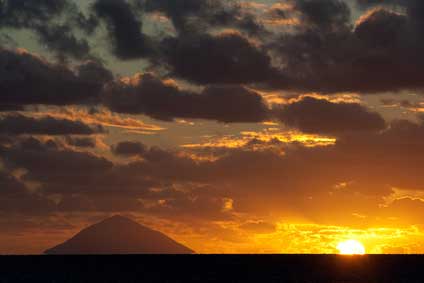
[45,215,194,254]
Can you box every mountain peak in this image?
[102,215,135,224]
[45,216,194,255]
[107,214,128,220]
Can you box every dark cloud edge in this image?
[1,47,387,134]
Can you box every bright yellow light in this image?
[337,240,366,255]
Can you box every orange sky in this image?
[2,0,424,254]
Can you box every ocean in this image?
[0,255,423,282]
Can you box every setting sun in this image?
[337,240,366,255]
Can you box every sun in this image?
[337,240,366,255]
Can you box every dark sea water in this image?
[0,255,423,283]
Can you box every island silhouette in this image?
[45,215,194,255]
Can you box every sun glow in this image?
[337,240,366,255]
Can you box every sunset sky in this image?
[2,0,424,254]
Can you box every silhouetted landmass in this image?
[1,255,424,283]
[44,215,194,255]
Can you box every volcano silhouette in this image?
[45,215,194,254]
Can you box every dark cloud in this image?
[162,33,274,84]
[350,6,424,92]
[0,138,216,216]
[0,0,94,59]
[0,216,75,234]
[1,137,113,185]
[1,42,271,124]
[268,0,424,93]
[276,97,386,134]
[0,171,56,214]
[191,118,424,201]
[144,0,225,33]
[110,141,203,183]
[356,0,424,34]
[295,0,351,30]
[3,0,424,95]
[77,60,114,84]
[0,114,104,136]
[93,0,151,59]
[57,195,144,212]
[0,171,28,197]
[0,0,69,28]
[65,137,97,148]
[146,187,233,221]
[117,146,201,183]
[0,134,13,146]
[35,24,91,61]
[1,137,155,198]
[112,141,146,157]
[103,73,269,123]
[143,0,264,35]
[0,48,112,106]
[0,104,23,112]
[3,115,424,222]
[354,8,407,48]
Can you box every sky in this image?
[2,0,424,254]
